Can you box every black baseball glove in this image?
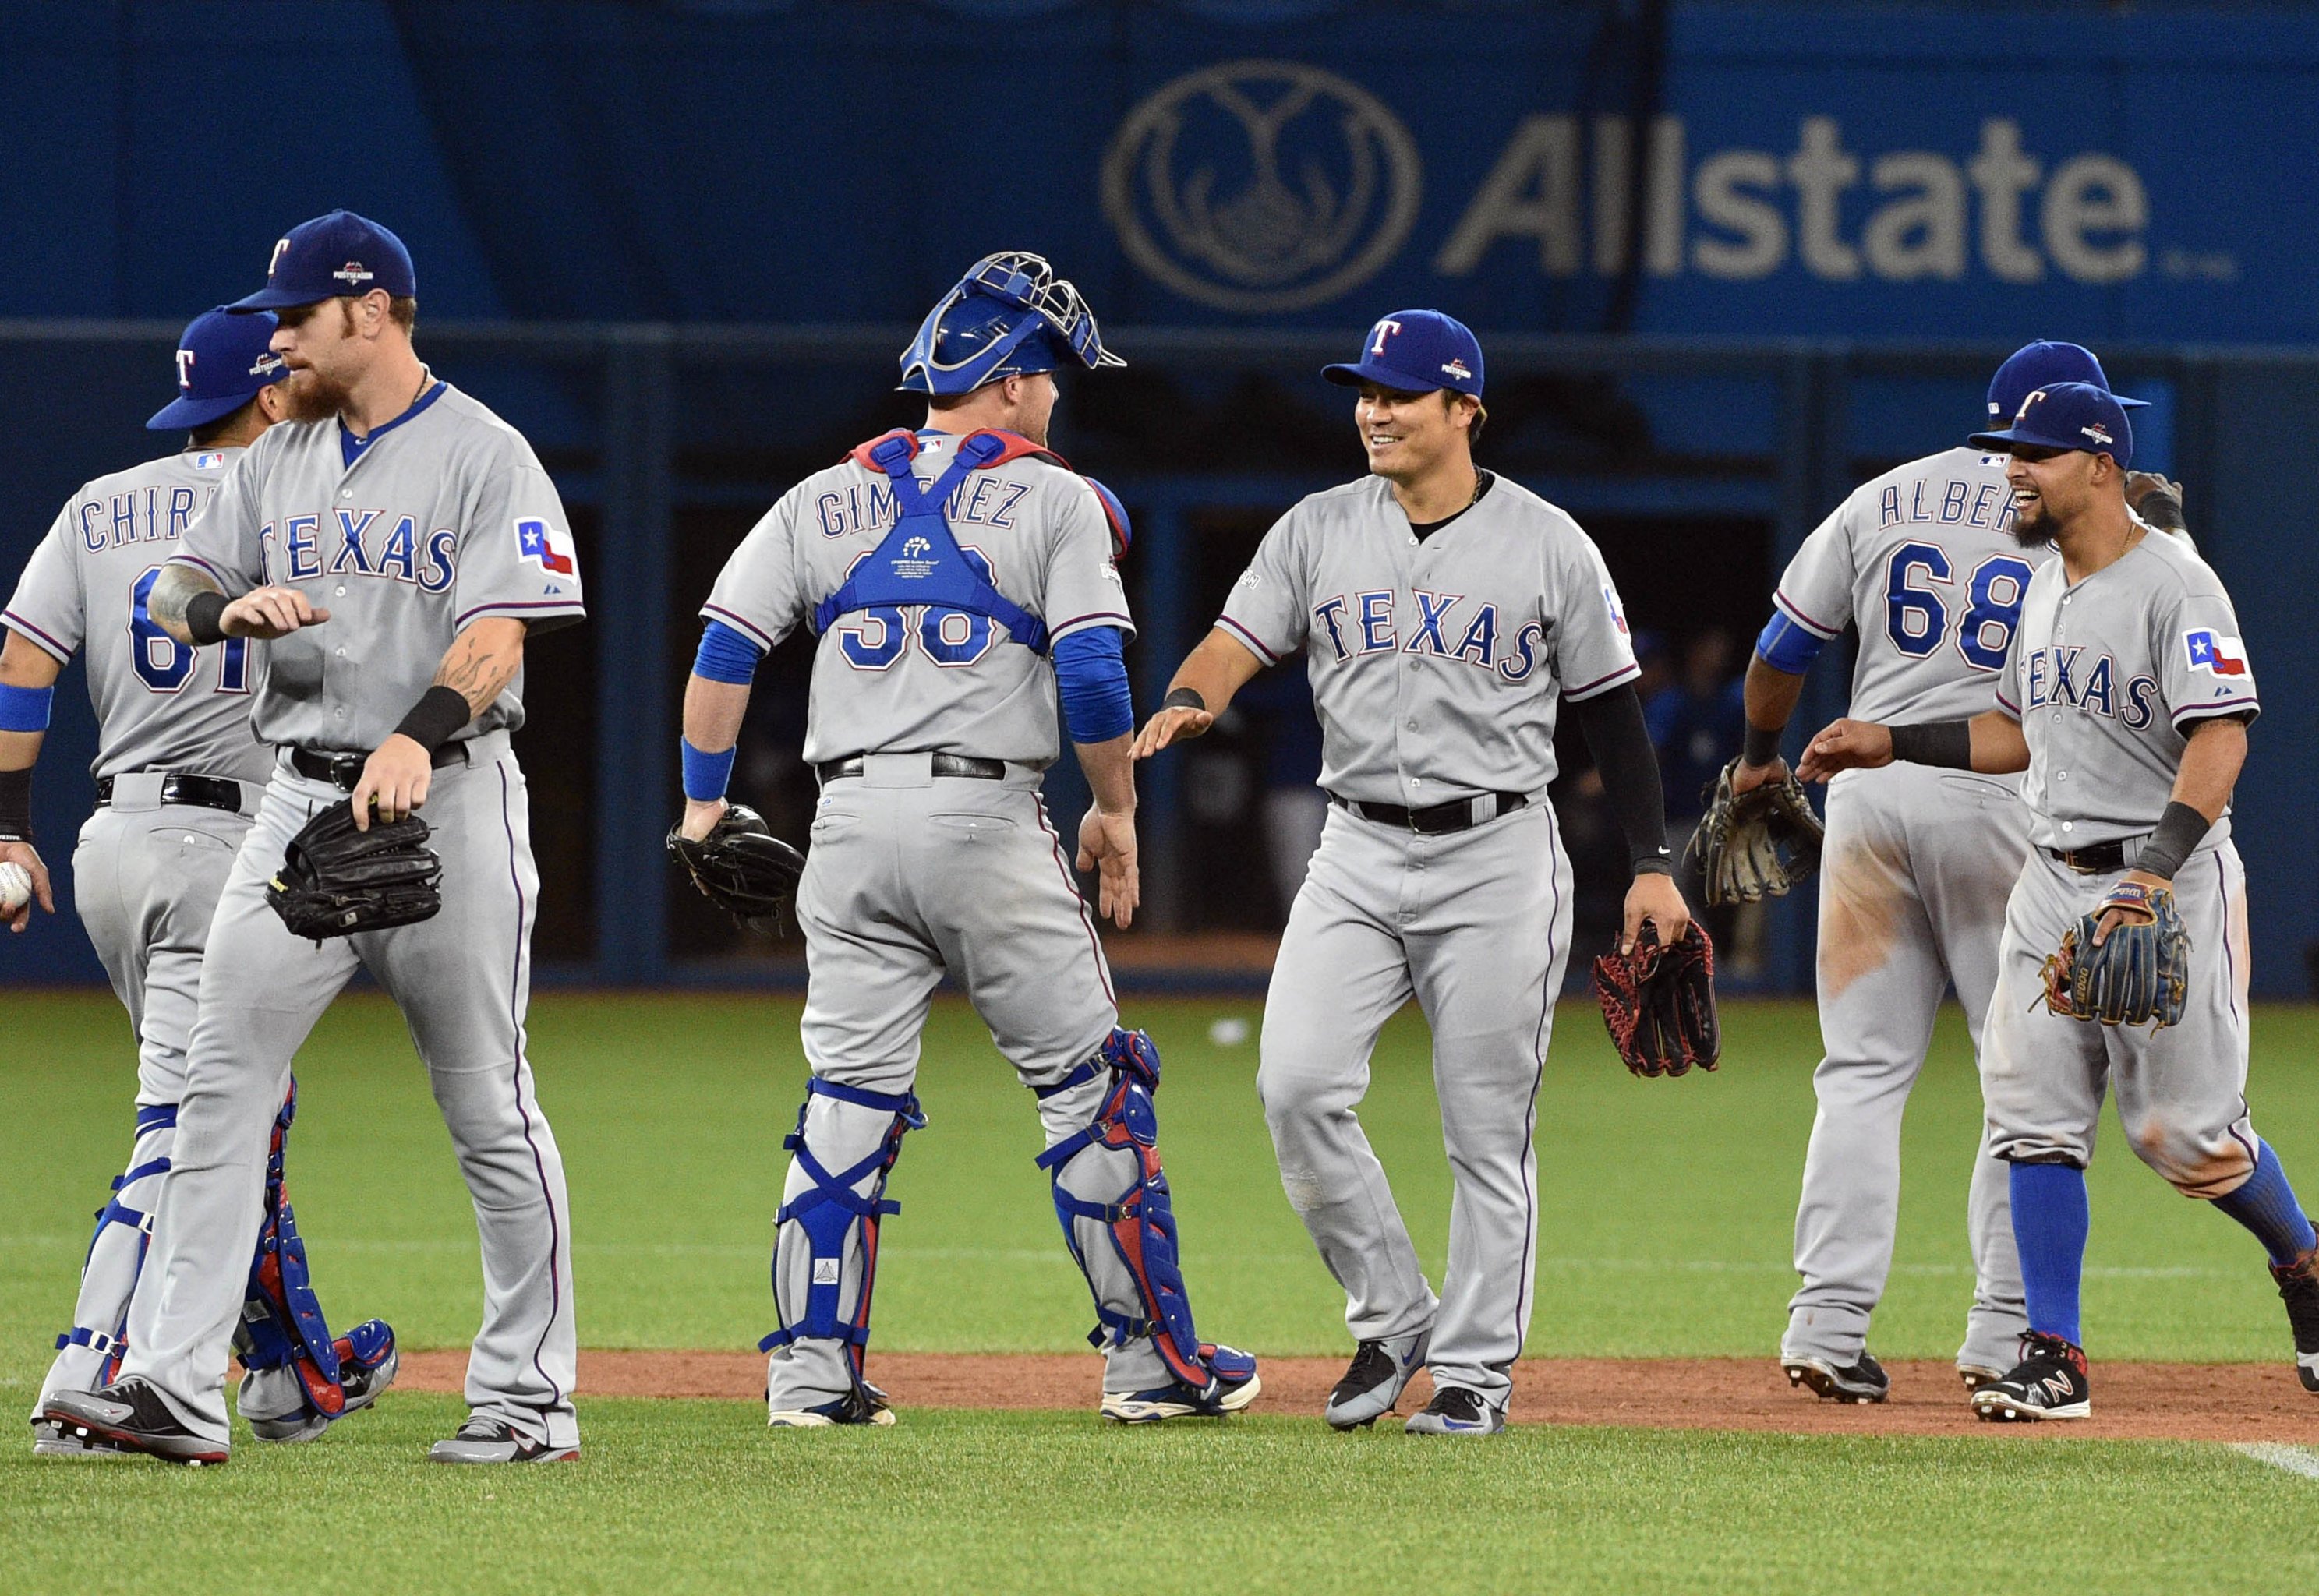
[667,802,805,935]
[266,800,443,942]
[1592,921,1722,1078]
[1687,757,1825,906]
[2040,880,2190,1029]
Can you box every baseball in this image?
[0,861,30,914]
[1207,1015,1250,1047]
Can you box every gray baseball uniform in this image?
[1773,446,2037,1375]
[1980,530,2260,1192]
[1221,473,1633,1411]
[113,380,585,1453]
[6,447,274,1416]
[706,429,1188,1411]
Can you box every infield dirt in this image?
[396,1350,2319,1442]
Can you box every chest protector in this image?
[811,429,1062,656]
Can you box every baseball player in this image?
[1134,310,1690,1435]
[5,307,398,1457]
[41,211,586,1464]
[1747,342,2151,1403]
[1801,380,2319,1419]
[677,252,1257,1428]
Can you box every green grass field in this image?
[5,990,2318,1593]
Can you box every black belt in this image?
[815,754,1008,786]
[93,773,247,815]
[2047,839,2133,874]
[1331,790,1528,835]
[289,743,468,791]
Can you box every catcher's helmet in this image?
[899,252,1124,395]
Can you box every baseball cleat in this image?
[2271,1248,2319,1394]
[1782,1351,1889,1404]
[41,1378,228,1465]
[1325,1328,1432,1430]
[1405,1384,1505,1435]
[1971,1333,2091,1421]
[426,1415,578,1464]
[246,1319,402,1442]
[1101,1360,1262,1425]
[1958,1365,2008,1393]
[768,1382,899,1428]
[30,1418,129,1459]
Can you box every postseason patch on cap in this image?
[2081,421,2115,447]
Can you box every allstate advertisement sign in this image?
[1094,49,2297,337]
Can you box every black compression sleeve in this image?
[1886,720,1974,769]
[185,590,228,647]
[0,766,30,841]
[1573,683,1673,874]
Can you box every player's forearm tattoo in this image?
[433,621,525,717]
[147,563,222,644]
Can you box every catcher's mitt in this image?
[266,800,442,942]
[1592,921,1721,1078]
[667,802,805,935]
[2039,880,2189,1029]
[1686,757,1825,906]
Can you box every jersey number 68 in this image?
[1883,543,2034,673]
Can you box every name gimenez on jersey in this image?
[1306,588,1548,683]
[814,475,1030,538]
[257,510,461,593]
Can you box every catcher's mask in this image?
[899,252,1124,396]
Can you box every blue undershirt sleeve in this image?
[693,619,765,685]
[1754,610,1828,675]
[1053,627,1133,744]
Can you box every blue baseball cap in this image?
[1324,309,1484,397]
[145,307,288,430]
[228,210,415,312]
[1969,380,2134,467]
[1987,341,2148,421]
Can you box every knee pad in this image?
[758,1079,926,1390]
[55,1102,178,1384]
[1036,1028,1252,1396]
[236,1079,349,1418]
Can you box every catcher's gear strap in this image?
[812,429,1053,655]
[239,1080,348,1413]
[1571,682,1671,872]
[1035,1029,1248,1396]
[758,1079,925,1379]
[53,1103,178,1379]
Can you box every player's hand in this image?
[1798,719,1893,783]
[1131,705,1214,759]
[1621,869,1692,955]
[2124,472,2186,533]
[220,585,330,640]
[0,839,54,933]
[678,796,729,843]
[2094,868,2169,945]
[1076,805,1139,929]
[352,734,433,830]
[1730,754,1790,796]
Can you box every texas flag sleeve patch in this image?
[2183,628,2250,677]
[517,517,578,576]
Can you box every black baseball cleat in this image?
[768,1382,900,1429]
[1325,1329,1430,1430]
[1404,1384,1506,1435]
[2271,1248,2319,1394]
[41,1378,228,1464]
[1971,1333,2091,1421]
[1782,1351,1889,1404]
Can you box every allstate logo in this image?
[1103,60,1422,314]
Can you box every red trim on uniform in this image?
[1032,793,1115,1007]
[454,599,588,629]
[1564,662,1643,701]
[1993,690,2023,720]
[962,429,1067,470]
[1772,589,1841,638]
[845,429,918,471]
[1047,610,1133,637]
[1214,615,1281,666]
[2174,697,2259,729]
[699,603,779,652]
[499,761,569,1412]
[2,611,72,663]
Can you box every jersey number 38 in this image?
[1883,543,2034,673]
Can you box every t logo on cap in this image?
[1369,319,1404,357]
[175,348,196,392]
[269,237,292,278]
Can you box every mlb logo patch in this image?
[190,451,227,471]
[1602,583,1628,635]
[2183,628,2249,677]
[516,517,577,576]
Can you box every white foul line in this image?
[2233,1442,2319,1481]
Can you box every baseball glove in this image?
[2039,880,2190,1029]
[266,800,443,942]
[1687,757,1825,906]
[667,802,805,935]
[1592,920,1721,1078]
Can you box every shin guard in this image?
[236,1080,348,1418]
[1037,1029,1254,1397]
[48,1102,177,1389]
[758,1079,925,1394]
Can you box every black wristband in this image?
[1886,720,1974,770]
[185,590,228,647]
[0,766,30,842]
[1631,853,1674,877]
[392,685,472,754]
[1741,722,1783,768]
[1162,687,1207,712]
[2133,800,2211,881]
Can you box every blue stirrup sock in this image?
[2010,1161,2090,1347]
[2213,1139,2319,1266]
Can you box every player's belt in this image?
[92,773,249,816]
[815,754,1008,785]
[1330,790,1528,835]
[288,743,472,790]
[2046,839,2133,874]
